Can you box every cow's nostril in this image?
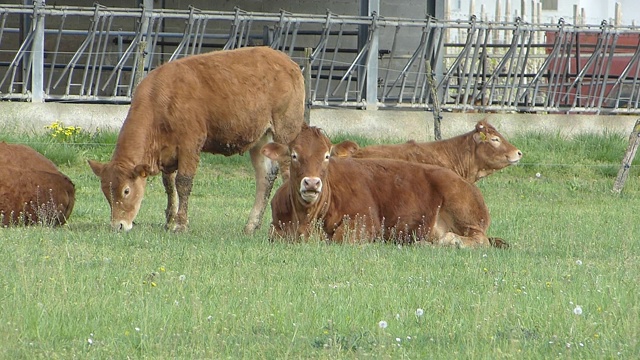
[118,222,124,231]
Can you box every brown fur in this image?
[332,120,522,183]
[0,142,75,226]
[88,47,305,232]
[262,127,507,248]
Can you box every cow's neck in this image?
[110,108,160,173]
[291,186,331,236]
[443,134,478,183]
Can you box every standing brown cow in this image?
[88,47,305,233]
[332,121,522,183]
[262,126,508,248]
[0,142,75,226]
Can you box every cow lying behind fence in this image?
[332,120,522,183]
[262,126,508,248]
[0,142,75,226]
[88,46,305,233]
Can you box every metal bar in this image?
[0,27,34,91]
[30,0,45,101]
[323,23,344,104]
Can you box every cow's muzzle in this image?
[508,150,523,164]
[112,219,134,232]
[300,177,322,203]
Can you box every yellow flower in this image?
[151,282,157,287]
[159,266,166,272]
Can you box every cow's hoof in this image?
[243,224,258,235]
[489,237,510,249]
[166,223,188,233]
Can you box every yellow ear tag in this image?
[479,132,487,141]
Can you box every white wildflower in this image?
[378,320,388,329]
[573,305,583,315]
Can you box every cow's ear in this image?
[133,164,151,178]
[88,159,105,177]
[331,140,360,157]
[261,143,288,161]
[473,131,488,143]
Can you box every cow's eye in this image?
[324,152,330,160]
[123,187,131,196]
[491,137,500,142]
[291,152,298,161]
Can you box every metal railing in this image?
[1,3,640,114]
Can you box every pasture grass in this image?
[1,127,640,358]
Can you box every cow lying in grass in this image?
[332,120,522,183]
[88,46,305,233]
[262,126,508,248]
[0,142,75,226]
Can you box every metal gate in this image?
[1,3,640,114]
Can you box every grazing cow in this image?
[332,121,522,183]
[0,142,75,226]
[262,126,508,248]
[88,47,305,233]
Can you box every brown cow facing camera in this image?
[262,126,508,248]
[332,120,522,183]
[88,47,305,233]
[0,142,75,226]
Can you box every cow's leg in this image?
[170,148,199,232]
[430,198,501,248]
[162,171,179,230]
[171,172,193,232]
[244,133,278,235]
[438,231,492,248]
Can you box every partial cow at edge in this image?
[0,142,75,226]
[88,46,305,233]
[262,126,508,248]
[332,120,523,183]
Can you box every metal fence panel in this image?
[1,3,640,114]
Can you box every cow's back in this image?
[0,142,60,172]
[122,46,305,158]
[321,158,489,240]
[351,141,434,164]
[0,143,75,226]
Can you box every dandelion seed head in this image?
[87,338,93,345]
[135,327,140,332]
[576,260,583,266]
[573,305,583,315]
[179,274,186,282]
[378,320,388,329]
[415,308,424,317]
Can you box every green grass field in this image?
[1,126,639,359]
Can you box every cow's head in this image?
[262,126,332,207]
[88,160,150,231]
[472,121,523,176]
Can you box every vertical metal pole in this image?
[304,47,312,125]
[142,0,153,69]
[31,0,45,102]
[359,0,379,110]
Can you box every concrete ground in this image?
[1,102,638,140]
